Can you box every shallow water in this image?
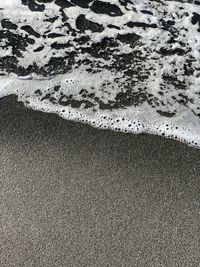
[0,0,200,147]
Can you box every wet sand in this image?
[0,96,200,267]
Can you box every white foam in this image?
[1,0,200,148]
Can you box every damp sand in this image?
[0,96,200,266]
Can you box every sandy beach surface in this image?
[0,96,200,267]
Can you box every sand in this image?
[0,96,200,267]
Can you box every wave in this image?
[0,0,200,147]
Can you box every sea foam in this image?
[0,0,200,147]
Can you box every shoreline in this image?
[2,94,200,150]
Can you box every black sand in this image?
[0,96,200,266]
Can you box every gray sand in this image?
[0,96,200,267]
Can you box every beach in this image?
[0,96,200,266]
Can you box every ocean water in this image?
[0,0,200,147]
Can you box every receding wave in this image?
[0,0,200,147]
